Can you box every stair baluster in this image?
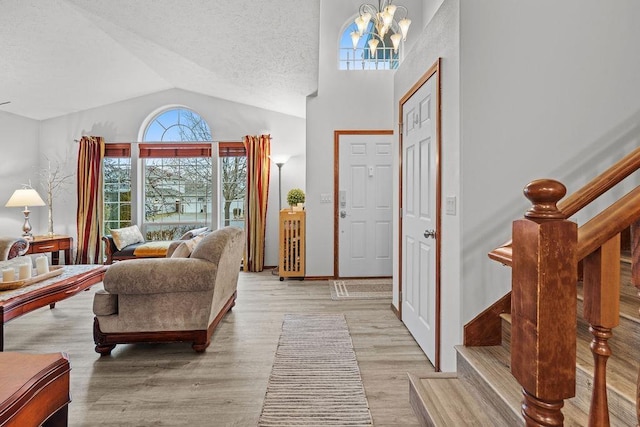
[583,235,620,427]
[630,221,640,427]
[512,179,577,427]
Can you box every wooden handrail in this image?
[577,186,640,261]
[558,145,640,218]
[489,146,640,266]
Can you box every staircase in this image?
[409,257,638,425]
[409,147,640,426]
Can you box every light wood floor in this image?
[4,271,435,426]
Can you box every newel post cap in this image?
[523,179,566,220]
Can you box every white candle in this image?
[2,268,15,282]
[35,256,49,275]
[18,263,32,280]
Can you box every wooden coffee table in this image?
[0,264,107,351]
[0,352,70,426]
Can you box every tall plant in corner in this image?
[40,156,74,237]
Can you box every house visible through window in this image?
[102,108,247,241]
[103,144,132,235]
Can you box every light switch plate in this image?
[445,196,456,215]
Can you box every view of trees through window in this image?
[104,157,132,235]
[103,108,247,242]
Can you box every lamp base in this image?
[21,208,33,240]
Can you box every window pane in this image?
[103,158,132,235]
[220,156,246,229]
[338,21,400,70]
[144,109,211,142]
[143,156,212,239]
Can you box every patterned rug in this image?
[331,278,392,300]
[258,313,373,426]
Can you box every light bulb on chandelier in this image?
[350,1,411,56]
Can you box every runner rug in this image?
[257,313,373,426]
[331,278,392,300]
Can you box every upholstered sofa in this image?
[92,226,244,355]
[102,226,209,264]
[0,237,29,261]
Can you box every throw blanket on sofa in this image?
[132,241,173,257]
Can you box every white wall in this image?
[396,0,640,372]
[459,0,640,325]
[394,0,460,372]
[0,112,41,236]
[35,88,305,266]
[306,0,423,277]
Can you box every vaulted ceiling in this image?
[0,0,321,120]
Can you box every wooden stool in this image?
[0,352,70,426]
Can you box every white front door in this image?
[402,75,437,364]
[338,132,393,277]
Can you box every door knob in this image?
[340,210,347,218]
[424,229,436,239]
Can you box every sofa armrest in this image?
[102,235,117,265]
[0,237,29,261]
[103,258,217,294]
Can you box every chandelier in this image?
[350,1,411,57]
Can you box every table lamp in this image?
[5,187,46,239]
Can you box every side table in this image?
[26,235,73,265]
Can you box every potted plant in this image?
[286,188,305,211]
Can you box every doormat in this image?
[331,278,392,300]
[258,313,373,426]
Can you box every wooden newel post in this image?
[512,179,577,426]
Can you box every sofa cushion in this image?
[111,225,144,251]
[93,289,118,315]
[179,226,209,240]
[170,242,192,258]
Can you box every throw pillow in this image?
[184,234,204,252]
[179,226,209,240]
[111,225,145,251]
[170,241,192,258]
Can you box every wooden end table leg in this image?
[43,404,68,427]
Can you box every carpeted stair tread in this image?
[408,372,504,426]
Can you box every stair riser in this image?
[501,312,636,426]
[408,377,435,427]
[457,350,522,426]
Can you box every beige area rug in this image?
[331,278,393,300]
[258,313,373,426]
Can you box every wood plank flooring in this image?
[3,271,434,426]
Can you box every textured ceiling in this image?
[0,0,321,120]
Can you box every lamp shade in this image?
[5,188,46,208]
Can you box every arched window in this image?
[338,15,404,70]
[103,107,246,246]
[139,108,214,239]
[143,108,211,142]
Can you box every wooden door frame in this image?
[398,58,442,371]
[333,129,394,279]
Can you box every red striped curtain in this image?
[243,134,271,271]
[76,136,105,264]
